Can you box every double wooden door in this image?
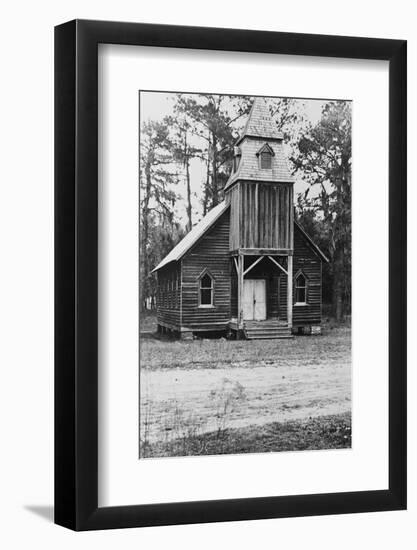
[243,279,266,321]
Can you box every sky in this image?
[140,91,328,226]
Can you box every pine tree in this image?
[292,101,352,320]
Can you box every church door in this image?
[243,279,266,321]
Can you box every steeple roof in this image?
[224,97,293,190]
[237,97,283,145]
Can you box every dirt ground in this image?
[140,326,351,446]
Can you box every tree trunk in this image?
[141,159,152,312]
[211,132,218,207]
[184,133,192,232]
[332,246,344,322]
[202,137,211,216]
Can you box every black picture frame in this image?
[55,19,407,531]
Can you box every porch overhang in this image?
[233,250,294,330]
[230,248,293,256]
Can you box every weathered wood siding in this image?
[228,181,293,251]
[156,262,181,328]
[278,224,322,325]
[156,217,322,331]
[228,184,239,251]
[181,211,231,330]
[231,268,238,318]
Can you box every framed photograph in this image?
[55,20,406,530]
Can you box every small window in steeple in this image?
[256,143,274,170]
[260,151,272,169]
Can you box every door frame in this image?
[243,278,267,321]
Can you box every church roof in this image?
[295,221,329,263]
[152,201,328,273]
[237,97,283,144]
[152,201,229,272]
[224,97,293,191]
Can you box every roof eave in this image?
[151,259,177,274]
[225,176,295,191]
[152,203,230,273]
[295,221,329,263]
[236,134,284,146]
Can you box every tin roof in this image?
[151,201,229,272]
[295,221,329,263]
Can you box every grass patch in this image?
[140,310,158,333]
[140,325,351,371]
[141,412,351,458]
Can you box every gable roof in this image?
[151,202,328,273]
[295,221,329,263]
[152,201,229,272]
[237,97,283,145]
[256,143,275,156]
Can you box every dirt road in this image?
[140,330,351,444]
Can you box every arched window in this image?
[199,272,214,307]
[295,272,307,304]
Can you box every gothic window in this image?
[295,272,307,304]
[199,271,214,307]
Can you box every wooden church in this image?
[152,98,328,340]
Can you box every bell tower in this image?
[225,97,295,329]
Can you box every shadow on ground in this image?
[24,505,54,523]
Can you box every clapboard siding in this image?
[231,271,238,317]
[156,262,181,327]
[228,185,240,251]
[182,211,230,329]
[292,224,322,325]
[275,226,322,325]
[155,214,324,332]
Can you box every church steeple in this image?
[226,97,296,330]
[225,97,293,192]
[226,97,294,253]
[237,96,283,144]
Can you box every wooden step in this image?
[245,321,287,326]
[247,335,293,340]
[245,333,293,340]
[245,333,292,338]
[243,322,293,340]
[244,325,290,330]
[245,325,288,330]
[245,326,288,331]
[245,326,290,332]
